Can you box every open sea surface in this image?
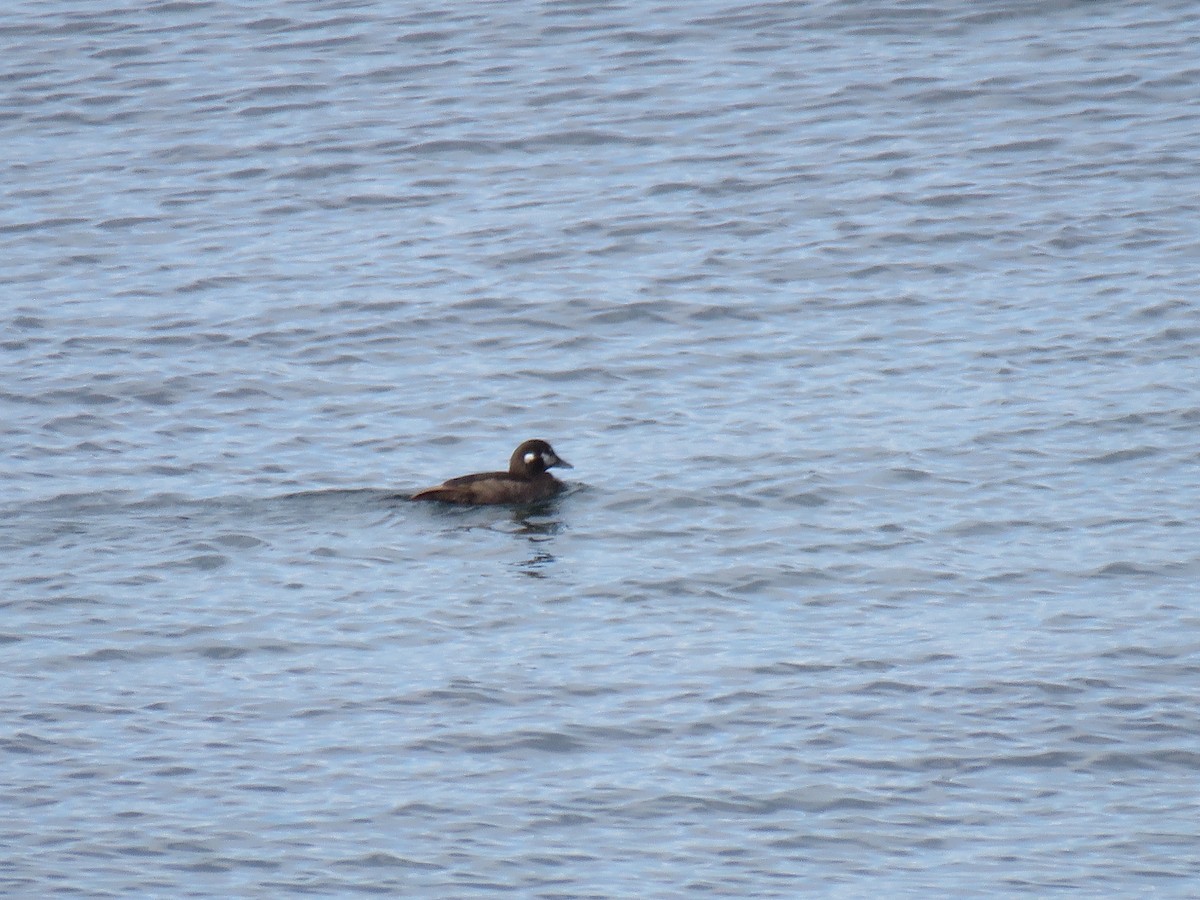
[3,1,1199,895]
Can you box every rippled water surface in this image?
[3,0,1200,895]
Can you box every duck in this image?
[410,439,572,505]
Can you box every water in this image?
[3,0,1200,895]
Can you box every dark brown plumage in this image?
[410,439,572,505]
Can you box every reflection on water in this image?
[511,507,563,578]
[393,492,566,576]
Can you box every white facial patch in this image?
[524,451,540,465]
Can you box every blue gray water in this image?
[3,1,1199,895]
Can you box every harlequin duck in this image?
[410,439,572,505]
